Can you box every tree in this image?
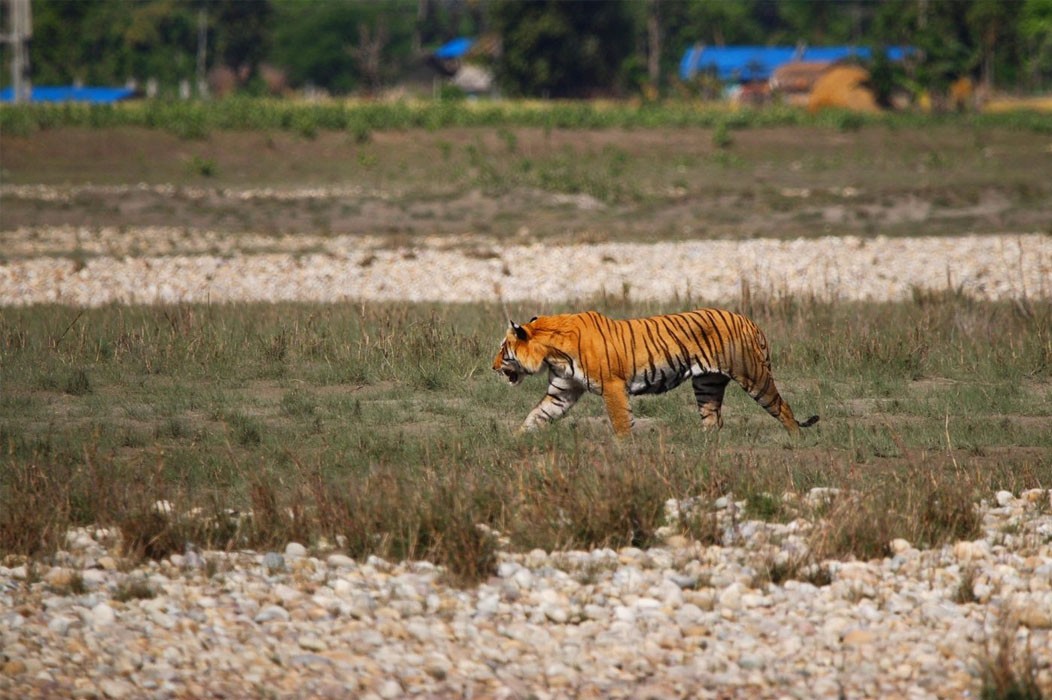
[490,0,638,98]
[967,0,1019,90]
[775,0,861,44]
[1019,0,1052,89]
[211,0,272,89]
[269,0,416,94]
[29,0,133,85]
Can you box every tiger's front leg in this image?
[601,380,634,436]
[520,373,585,432]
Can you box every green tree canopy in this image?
[269,0,416,94]
[490,0,639,98]
[5,0,1050,97]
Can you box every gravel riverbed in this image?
[2,490,1051,699]
[0,227,1049,306]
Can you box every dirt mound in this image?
[807,65,880,113]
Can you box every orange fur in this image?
[493,309,818,436]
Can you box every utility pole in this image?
[196,8,208,98]
[2,0,32,102]
[647,0,661,90]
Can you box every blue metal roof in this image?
[679,45,914,82]
[433,37,474,61]
[0,85,136,104]
[680,45,797,82]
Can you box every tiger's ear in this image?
[509,321,528,341]
[529,316,538,322]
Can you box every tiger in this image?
[492,308,818,436]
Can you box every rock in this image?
[253,605,290,623]
[90,603,116,627]
[326,554,355,568]
[842,629,876,646]
[889,538,911,554]
[284,542,308,559]
[99,678,134,699]
[377,679,403,699]
[297,635,328,652]
[718,583,743,610]
[543,605,569,624]
[44,567,75,588]
[2,660,27,676]
[47,616,74,635]
[496,561,521,578]
[262,552,285,572]
[272,583,300,603]
[1013,597,1052,629]
[1022,489,1047,505]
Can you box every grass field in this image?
[3,106,1052,242]
[2,103,1051,585]
[2,292,1049,583]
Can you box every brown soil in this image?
[2,125,1050,243]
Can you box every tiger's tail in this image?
[739,325,818,436]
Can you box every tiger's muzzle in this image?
[493,344,526,386]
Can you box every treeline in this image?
[8,0,1052,98]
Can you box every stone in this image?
[99,678,134,699]
[48,616,74,635]
[262,552,285,572]
[1014,602,1052,629]
[298,635,328,652]
[842,629,876,646]
[326,554,355,569]
[2,660,27,676]
[284,542,308,559]
[90,603,116,627]
[253,605,290,623]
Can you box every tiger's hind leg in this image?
[692,374,731,430]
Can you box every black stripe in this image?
[642,319,671,378]
[632,318,660,383]
[625,323,640,384]
[668,313,703,356]
[684,311,719,365]
[660,315,694,370]
[704,310,729,364]
[596,314,615,376]
[655,316,690,371]
[611,318,630,376]
[643,318,676,370]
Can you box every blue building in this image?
[0,85,136,104]
[679,45,913,83]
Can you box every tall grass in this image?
[1,295,1049,582]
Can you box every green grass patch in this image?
[3,98,1051,139]
[0,296,1049,583]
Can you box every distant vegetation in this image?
[9,0,1052,99]
[3,97,1052,140]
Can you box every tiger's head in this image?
[493,318,544,386]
